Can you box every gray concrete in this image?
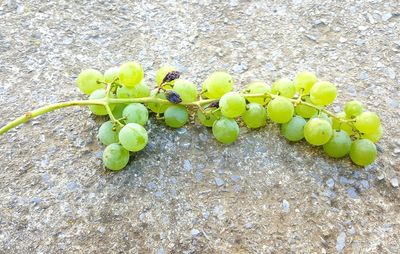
[0,0,399,253]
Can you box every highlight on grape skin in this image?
[0,61,383,171]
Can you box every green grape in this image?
[202,72,233,98]
[244,81,271,105]
[312,112,332,126]
[362,125,382,143]
[242,103,267,129]
[147,89,169,114]
[172,79,198,103]
[119,123,148,152]
[280,115,306,141]
[104,67,120,83]
[294,71,317,94]
[156,65,177,86]
[98,121,120,145]
[212,117,239,144]
[164,105,189,128]
[267,97,294,123]
[344,100,363,118]
[304,118,333,146]
[354,111,381,134]
[122,103,148,126]
[111,104,126,119]
[89,89,115,116]
[323,130,352,158]
[117,81,150,98]
[349,139,377,166]
[310,81,337,106]
[102,143,130,171]
[295,96,318,118]
[331,112,346,130]
[196,109,221,127]
[77,69,104,95]
[219,92,246,118]
[271,78,296,98]
[119,62,144,87]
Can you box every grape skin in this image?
[202,72,233,98]
[349,139,377,166]
[98,121,119,145]
[212,117,239,144]
[164,105,189,128]
[156,65,176,86]
[89,89,114,116]
[244,81,271,105]
[280,115,306,141]
[172,79,198,103]
[271,78,296,98]
[242,103,267,129]
[294,71,317,94]
[323,130,352,158]
[267,97,294,123]
[344,100,363,118]
[102,143,130,171]
[77,69,104,95]
[117,81,150,99]
[147,89,169,114]
[122,103,149,126]
[219,92,246,118]
[196,109,221,127]
[119,62,144,87]
[309,81,337,106]
[304,118,333,146]
[354,111,381,134]
[104,67,120,83]
[119,123,148,152]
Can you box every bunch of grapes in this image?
[76,62,382,171]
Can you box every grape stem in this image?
[0,91,351,136]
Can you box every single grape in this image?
[104,67,120,83]
[344,100,363,118]
[119,123,148,152]
[311,112,332,126]
[267,97,294,123]
[362,125,382,143]
[102,143,130,171]
[354,111,381,134]
[280,115,306,141]
[349,139,377,166]
[147,89,170,114]
[98,121,120,145]
[295,96,318,118]
[212,117,239,144]
[271,78,296,98]
[156,65,177,86]
[242,103,267,129]
[172,79,198,103]
[77,69,104,95]
[117,81,151,98]
[310,81,337,106]
[122,103,149,126]
[89,89,115,116]
[202,72,233,98]
[219,92,246,118]
[164,105,189,128]
[111,104,127,119]
[323,130,352,158]
[244,81,271,105]
[331,112,346,130]
[119,62,144,87]
[304,118,333,146]
[196,109,221,127]
[294,71,317,94]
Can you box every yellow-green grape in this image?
[271,78,296,98]
[310,81,337,106]
[102,143,130,171]
[354,111,381,134]
[111,104,127,119]
[323,130,352,158]
[219,92,246,118]
[77,69,104,95]
[147,89,169,114]
[212,117,239,144]
[119,62,144,88]
[242,103,267,129]
[280,115,306,141]
[294,71,317,94]
[362,125,382,143]
[331,112,346,130]
[344,100,363,118]
[156,65,177,86]
[89,89,114,116]
[350,139,377,166]
[244,81,271,105]
[122,103,148,126]
[196,109,221,127]
[164,105,189,128]
[117,81,150,98]
[312,112,332,126]
[267,97,294,123]
[202,72,233,98]
[304,118,333,146]
[295,96,318,118]
[104,67,120,83]
[98,121,120,145]
[172,79,198,103]
[119,123,148,152]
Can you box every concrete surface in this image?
[0,0,399,253]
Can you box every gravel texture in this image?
[0,0,400,253]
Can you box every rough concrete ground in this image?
[0,0,399,253]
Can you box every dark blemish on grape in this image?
[207,101,219,108]
[165,90,182,104]
[162,71,181,85]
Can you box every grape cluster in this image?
[77,63,382,171]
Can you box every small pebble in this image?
[282,199,290,213]
[347,187,359,199]
[326,178,335,188]
[381,13,392,21]
[244,222,253,229]
[214,177,225,187]
[390,178,399,188]
[191,229,201,237]
[336,232,346,252]
[183,160,192,172]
